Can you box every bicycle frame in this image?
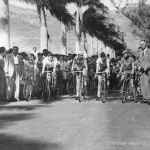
[44,71,54,86]
[121,73,132,103]
[97,71,107,103]
[122,73,131,93]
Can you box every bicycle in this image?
[121,73,133,103]
[43,70,54,102]
[43,69,59,102]
[74,70,87,102]
[96,71,107,103]
[23,75,34,101]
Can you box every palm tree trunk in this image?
[40,7,48,52]
[83,32,88,57]
[61,23,67,55]
[0,0,10,50]
[75,6,81,54]
[90,36,93,56]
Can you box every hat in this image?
[122,49,129,54]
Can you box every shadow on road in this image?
[0,104,50,111]
[0,113,34,129]
[0,133,62,150]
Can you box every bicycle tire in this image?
[43,80,51,102]
[82,85,87,99]
[122,92,127,103]
[122,81,128,103]
[79,80,82,102]
[23,81,31,101]
[101,79,107,103]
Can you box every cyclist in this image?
[23,53,36,101]
[118,49,136,101]
[42,52,57,87]
[72,51,88,100]
[96,52,110,101]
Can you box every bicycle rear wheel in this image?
[122,81,128,103]
[43,80,51,102]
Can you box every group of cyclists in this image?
[15,40,149,103]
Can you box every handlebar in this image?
[97,71,106,74]
[73,70,83,73]
[44,71,53,73]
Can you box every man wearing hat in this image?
[138,40,150,103]
[119,49,136,101]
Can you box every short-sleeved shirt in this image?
[121,56,134,71]
[96,57,109,72]
[73,57,87,70]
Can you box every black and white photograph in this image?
[0,0,150,149]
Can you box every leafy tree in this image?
[0,0,10,49]
[65,0,126,54]
[111,0,150,42]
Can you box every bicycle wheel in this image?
[43,80,51,102]
[23,81,31,101]
[122,81,127,103]
[79,80,82,102]
[83,86,87,99]
[67,78,75,96]
[101,80,107,103]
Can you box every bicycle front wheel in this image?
[101,80,107,103]
[82,85,87,99]
[43,80,51,102]
[67,77,75,96]
[23,81,31,101]
[122,81,128,103]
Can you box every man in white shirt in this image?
[5,46,21,101]
[96,52,110,102]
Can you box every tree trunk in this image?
[75,6,81,54]
[40,7,48,52]
[83,32,88,57]
[96,38,99,55]
[0,0,10,50]
[61,23,67,55]
[89,36,93,56]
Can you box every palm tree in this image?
[0,0,10,50]
[19,0,74,52]
[66,0,126,55]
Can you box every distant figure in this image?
[5,46,21,102]
[42,49,48,58]
[33,47,37,59]
[138,40,150,103]
[107,54,110,60]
